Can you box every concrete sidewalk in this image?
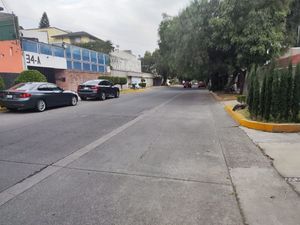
[222,99,300,194]
[241,127,300,194]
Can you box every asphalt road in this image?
[0,87,299,225]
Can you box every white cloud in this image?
[1,0,191,56]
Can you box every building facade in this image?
[110,50,154,87]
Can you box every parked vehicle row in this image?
[0,79,120,112]
[183,81,206,89]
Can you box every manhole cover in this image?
[285,177,300,182]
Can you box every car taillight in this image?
[19,93,32,98]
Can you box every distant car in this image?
[198,81,206,88]
[77,79,120,101]
[0,82,78,112]
[183,81,192,88]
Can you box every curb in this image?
[210,91,237,101]
[224,105,300,133]
[120,88,148,95]
[210,91,223,101]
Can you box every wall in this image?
[55,70,106,91]
[110,50,141,73]
[111,70,154,88]
[24,27,69,44]
[0,40,23,73]
[20,30,48,43]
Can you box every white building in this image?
[110,50,154,87]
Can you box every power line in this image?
[0,0,11,12]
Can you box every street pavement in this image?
[0,87,299,225]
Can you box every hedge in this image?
[0,77,5,90]
[99,76,127,87]
[15,70,47,84]
[247,62,300,123]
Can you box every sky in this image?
[0,0,191,56]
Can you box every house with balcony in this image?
[20,27,99,45]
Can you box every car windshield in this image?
[9,83,38,91]
[83,80,101,85]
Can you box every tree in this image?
[260,73,267,119]
[156,0,292,91]
[75,40,114,54]
[291,63,300,121]
[264,66,274,121]
[141,51,155,73]
[15,70,47,84]
[39,12,50,28]
[271,71,281,121]
[286,0,300,46]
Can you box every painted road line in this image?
[0,92,183,207]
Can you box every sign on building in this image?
[24,51,67,69]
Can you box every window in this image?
[98,53,104,64]
[83,80,100,85]
[53,46,64,58]
[66,47,71,59]
[47,83,61,91]
[98,65,105,73]
[82,49,90,62]
[104,55,110,65]
[67,60,72,69]
[73,61,82,70]
[22,40,38,53]
[91,52,97,63]
[91,64,97,72]
[83,63,91,71]
[40,43,52,56]
[72,47,81,60]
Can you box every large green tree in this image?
[39,12,50,28]
[156,0,293,91]
[74,40,114,54]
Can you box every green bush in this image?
[99,76,127,87]
[237,95,246,104]
[0,77,5,90]
[15,70,47,84]
[139,82,146,88]
[247,63,300,123]
[292,64,300,122]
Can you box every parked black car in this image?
[0,82,78,112]
[77,79,120,101]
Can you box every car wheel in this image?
[71,96,78,106]
[36,99,46,112]
[114,90,120,98]
[100,92,106,101]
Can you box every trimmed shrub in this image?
[0,77,5,90]
[237,95,246,104]
[99,76,127,87]
[259,74,267,119]
[252,75,260,118]
[292,64,300,122]
[139,82,146,88]
[264,74,273,121]
[271,71,280,121]
[15,70,47,84]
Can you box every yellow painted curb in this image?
[224,105,300,133]
[120,88,148,94]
